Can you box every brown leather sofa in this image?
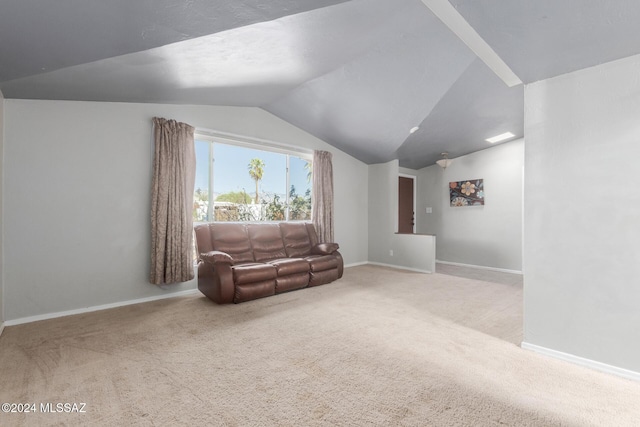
[194,222,343,303]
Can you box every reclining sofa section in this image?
[194,222,344,304]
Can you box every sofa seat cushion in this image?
[304,255,339,272]
[267,258,310,276]
[232,263,277,285]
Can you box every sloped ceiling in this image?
[450,0,640,84]
[0,0,350,81]
[2,0,640,169]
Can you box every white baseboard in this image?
[4,289,200,327]
[436,260,523,275]
[521,342,640,382]
[344,261,369,268]
[0,322,4,338]
[367,262,432,274]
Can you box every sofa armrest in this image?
[201,250,234,265]
[311,242,340,255]
[197,259,235,304]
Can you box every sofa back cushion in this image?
[209,223,254,264]
[247,224,287,262]
[305,223,320,245]
[280,222,312,257]
[194,223,215,256]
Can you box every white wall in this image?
[524,54,640,373]
[368,161,398,263]
[0,90,4,329]
[3,100,369,321]
[368,160,436,273]
[413,165,442,238]
[414,140,524,272]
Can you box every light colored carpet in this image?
[1,265,639,426]
[436,263,524,287]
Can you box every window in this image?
[193,133,312,222]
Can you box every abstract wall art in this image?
[449,179,484,207]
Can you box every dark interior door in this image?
[398,176,414,234]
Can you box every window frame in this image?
[194,129,313,223]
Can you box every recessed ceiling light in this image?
[409,126,420,134]
[486,132,515,144]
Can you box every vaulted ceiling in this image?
[2,0,640,169]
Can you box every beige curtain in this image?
[150,117,196,285]
[312,150,334,243]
